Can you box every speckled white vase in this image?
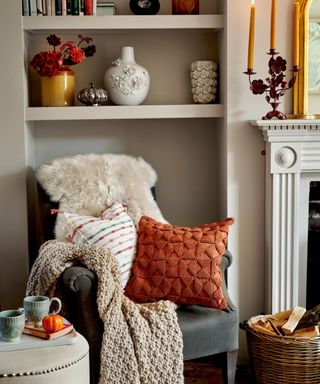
[104,46,150,106]
[190,60,218,104]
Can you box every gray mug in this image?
[23,295,62,328]
[0,308,25,342]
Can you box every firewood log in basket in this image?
[296,304,320,330]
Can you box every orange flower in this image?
[30,51,61,77]
[30,34,95,77]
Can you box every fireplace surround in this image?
[253,119,320,314]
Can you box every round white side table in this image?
[0,332,89,383]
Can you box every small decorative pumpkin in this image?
[77,83,108,106]
[42,314,64,332]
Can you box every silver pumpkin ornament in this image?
[77,83,108,106]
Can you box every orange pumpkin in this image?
[42,314,64,332]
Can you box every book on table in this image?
[23,319,73,340]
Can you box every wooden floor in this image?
[184,355,254,384]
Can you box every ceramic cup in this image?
[23,295,62,328]
[0,308,25,342]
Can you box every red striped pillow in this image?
[62,203,137,289]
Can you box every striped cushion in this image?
[62,203,137,289]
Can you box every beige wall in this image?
[0,2,29,311]
[226,0,293,361]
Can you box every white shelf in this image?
[23,15,224,32]
[25,104,224,121]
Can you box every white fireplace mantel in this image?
[252,119,320,313]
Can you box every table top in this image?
[0,332,89,377]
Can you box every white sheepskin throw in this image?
[36,153,167,239]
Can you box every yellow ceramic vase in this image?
[41,66,75,107]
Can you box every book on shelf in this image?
[51,0,56,15]
[41,0,47,15]
[85,0,93,15]
[67,0,72,14]
[55,0,62,15]
[72,0,80,15]
[36,0,43,15]
[62,0,67,15]
[22,0,30,15]
[80,0,85,15]
[46,0,52,15]
[23,320,74,340]
[30,0,38,15]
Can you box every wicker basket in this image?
[244,323,320,384]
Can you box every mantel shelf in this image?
[25,104,224,121]
[23,15,224,32]
[250,119,320,127]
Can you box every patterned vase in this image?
[104,46,150,106]
[190,60,218,104]
[40,65,75,107]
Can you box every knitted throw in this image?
[26,240,184,384]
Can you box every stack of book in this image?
[22,0,116,16]
[96,0,115,15]
[23,319,74,340]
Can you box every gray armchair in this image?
[60,253,238,384]
[30,169,238,384]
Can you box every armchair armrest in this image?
[59,265,103,384]
[220,251,236,311]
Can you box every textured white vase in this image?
[190,60,218,104]
[104,46,150,106]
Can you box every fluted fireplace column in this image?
[253,120,320,313]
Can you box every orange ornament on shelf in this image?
[42,314,64,333]
[172,0,199,14]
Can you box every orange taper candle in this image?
[270,0,277,50]
[293,0,299,67]
[247,0,256,71]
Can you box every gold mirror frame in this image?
[293,0,320,118]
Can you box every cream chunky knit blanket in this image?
[26,240,184,384]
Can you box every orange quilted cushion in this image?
[124,216,234,309]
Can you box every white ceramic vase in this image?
[104,46,150,106]
[190,60,218,104]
